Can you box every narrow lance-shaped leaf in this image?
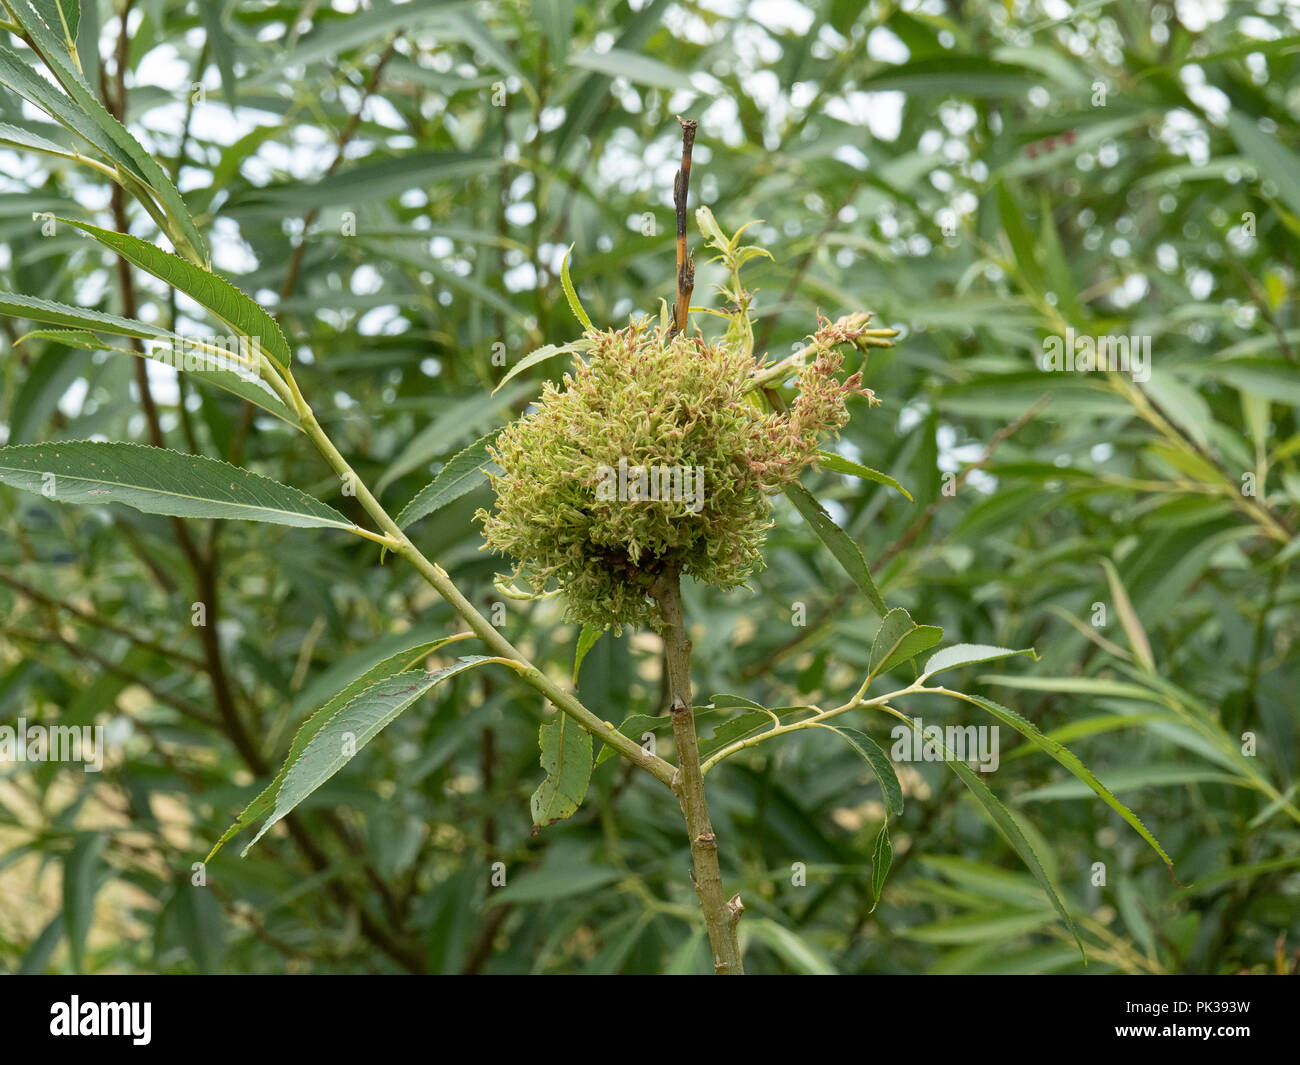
[572,623,604,683]
[395,432,499,531]
[0,289,171,341]
[1102,559,1155,673]
[921,643,1039,679]
[944,690,1177,875]
[817,724,900,909]
[1226,111,1300,222]
[560,243,593,330]
[15,328,299,428]
[816,450,914,501]
[784,480,887,616]
[534,0,574,59]
[531,711,593,827]
[208,636,469,860]
[0,441,353,530]
[709,693,765,711]
[870,824,892,913]
[745,918,837,975]
[247,657,490,853]
[61,220,292,368]
[492,342,578,395]
[997,177,1045,294]
[1037,189,1084,323]
[62,831,104,974]
[198,0,239,111]
[0,119,73,156]
[816,724,903,816]
[568,48,694,91]
[938,734,1086,961]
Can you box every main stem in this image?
[653,564,744,975]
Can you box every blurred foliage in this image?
[1,0,1298,974]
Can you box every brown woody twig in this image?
[669,116,697,338]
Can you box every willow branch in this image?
[651,564,744,975]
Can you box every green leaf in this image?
[985,675,1162,699]
[664,928,708,974]
[1037,190,1085,323]
[1226,111,1300,221]
[997,178,1045,294]
[560,244,593,330]
[817,724,903,816]
[14,328,299,428]
[708,693,766,711]
[1102,558,1155,672]
[234,152,504,212]
[444,8,532,95]
[569,47,695,91]
[17,328,106,349]
[62,831,104,974]
[904,909,1057,944]
[746,918,836,974]
[868,607,943,681]
[941,748,1085,961]
[857,55,1041,96]
[170,882,225,972]
[695,204,729,251]
[492,342,574,395]
[870,823,892,912]
[5,340,90,443]
[0,118,71,156]
[534,0,574,59]
[784,480,886,616]
[73,0,97,85]
[952,691,1176,873]
[920,855,1056,908]
[62,219,292,368]
[395,432,498,531]
[733,245,773,268]
[247,657,489,852]
[28,0,81,46]
[572,623,604,684]
[19,915,63,975]
[491,864,620,905]
[268,4,454,68]
[816,450,913,500]
[531,711,594,827]
[1017,765,1246,802]
[199,0,238,111]
[1115,876,1158,960]
[1201,359,1300,407]
[921,643,1039,678]
[0,441,353,530]
[209,638,466,860]
[0,289,171,341]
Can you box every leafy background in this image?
[1,0,1298,974]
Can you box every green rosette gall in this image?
[477,314,885,630]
